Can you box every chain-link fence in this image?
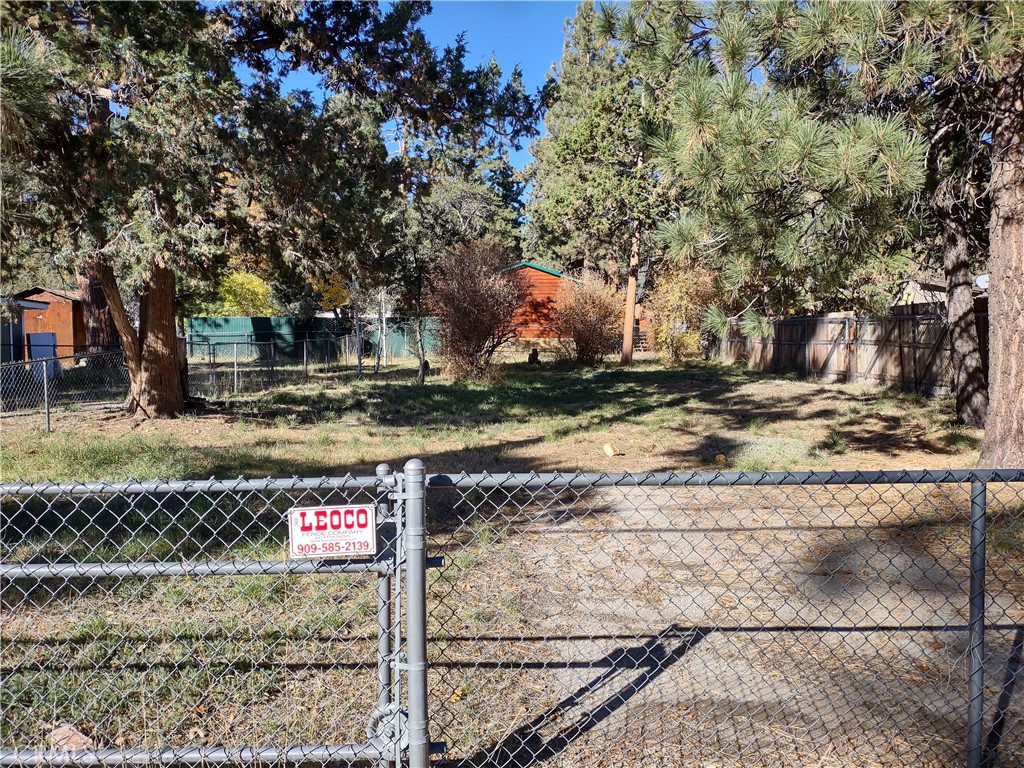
[0,464,435,767]
[0,338,373,429]
[424,469,1024,768]
[185,329,432,399]
[3,467,1022,767]
[0,351,130,428]
[185,338,361,399]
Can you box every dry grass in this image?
[0,358,983,484]
[3,358,1015,767]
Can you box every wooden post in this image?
[802,317,810,377]
[850,318,860,383]
[911,316,920,389]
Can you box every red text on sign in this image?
[297,508,371,533]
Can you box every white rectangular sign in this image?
[287,505,377,559]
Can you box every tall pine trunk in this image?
[97,259,184,418]
[979,66,1024,467]
[620,222,640,365]
[939,206,987,427]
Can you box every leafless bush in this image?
[428,238,526,380]
[553,273,621,365]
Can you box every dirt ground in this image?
[3,361,1016,767]
[0,361,987,483]
[427,481,1024,767]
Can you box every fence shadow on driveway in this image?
[983,625,1024,768]
[448,626,710,768]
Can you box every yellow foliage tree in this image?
[312,274,352,314]
[209,271,282,317]
[645,266,717,363]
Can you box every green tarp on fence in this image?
[187,316,440,360]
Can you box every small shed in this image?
[1,297,50,363]
[12,287,86,357]
[504,261,574,340]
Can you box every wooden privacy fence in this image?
[716,311,990,395]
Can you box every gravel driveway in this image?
[428,480,1024,767]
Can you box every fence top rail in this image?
[3,468,1022,497]
[0,349,124,370]
[0,474,386,496]
[426,468,1024,488]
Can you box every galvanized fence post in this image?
[42,361,51,432]
[208,343,215,394]
[375,464,394,725]
[233,343,239,395]
[403,459,430,768]
[303,338,309,382]
[968,479,987,768]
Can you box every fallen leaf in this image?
[48,724,94,750]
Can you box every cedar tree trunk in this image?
[77,259,120,366]
[97,259,185,418]
[620,222,640,365]
[979,65,1024,467]
[940,208,988,427]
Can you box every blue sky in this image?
[417,1,578,168]
[265,1,578,169]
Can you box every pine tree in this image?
[619,2,926,339]
[619,0,1023,464]
[527,1,670,364]
[385,44,540,384]
[2,2,539,414]
[750,0,1023,463]
[0,26,57,241]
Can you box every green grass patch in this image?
[941,424,981,452]
[2,432,201,482]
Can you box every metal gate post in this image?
[968,480,987,768]
[403,459,430,768]
[233,343,239,394]
[375,464,394,719]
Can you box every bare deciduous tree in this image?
[553,274,621,366]
[429,238,525,381]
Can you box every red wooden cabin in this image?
[504,262,573,339]
[12,287,86,356]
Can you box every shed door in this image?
[27,332,59,381]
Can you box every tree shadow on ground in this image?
[203,363,772,428]
[191,361,971,474]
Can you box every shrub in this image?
[645,265,717,363]
[553,273,621,366]
[428,238,526,381]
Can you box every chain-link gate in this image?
[0,461,436,767]
[424,469,1024,768]
[4,465,1023,767]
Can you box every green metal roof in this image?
[503,261,565,279]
